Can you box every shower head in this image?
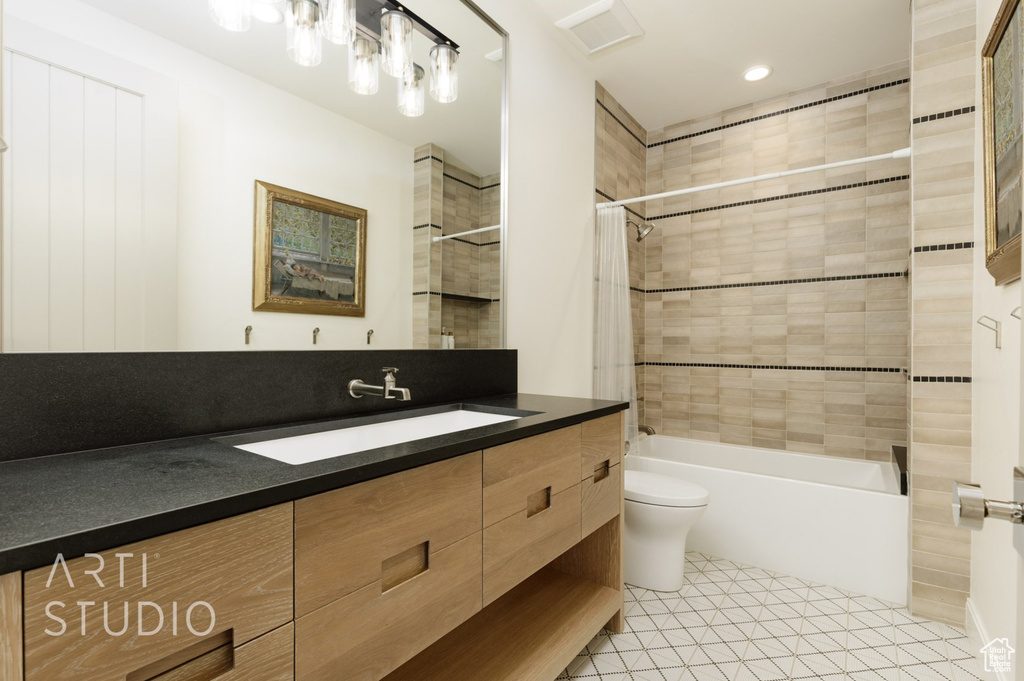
[628,219,656,242]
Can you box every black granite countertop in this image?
[0,393,626,574]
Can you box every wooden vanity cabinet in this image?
[0,572,22,681]
[293,453,484,681]
[0,411,625,681]
[581,414,624,537]
[482,427,582,605]
[19,504,294,681]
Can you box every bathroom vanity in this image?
[0,352,626,681]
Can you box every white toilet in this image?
[624,469,710,592]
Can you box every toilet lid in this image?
[625,470,709,507]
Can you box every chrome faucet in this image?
[348,367,411,401]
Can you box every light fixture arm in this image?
[361,0,459,50]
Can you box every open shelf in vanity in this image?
[385,565,622,681]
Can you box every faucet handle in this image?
[382,367,398,374]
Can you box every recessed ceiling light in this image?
[743,65,773,82]
[252,3,284,25]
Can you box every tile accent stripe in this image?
[912,106,975,125]
[596,99,646,147]
[448,236,502,247]
[638,362,904,373]
[414,155,443,164]
[412,291,500,303]
[444,172,501,192]
[634,271,906,295]
[595,189,647,221]
[648,175,910,220]
[913,241,974,252]
[912,376,973,383]
[649,78,909,148]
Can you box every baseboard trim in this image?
[966,597,1011,681]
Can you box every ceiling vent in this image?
[555,0,644,56]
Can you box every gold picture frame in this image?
[253,181,367,316]
[982,0,1024,286]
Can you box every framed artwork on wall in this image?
[982,0,1024,285]
[253,181,367,317]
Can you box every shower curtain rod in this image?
[595,147,912,210]
[432,224,501,243]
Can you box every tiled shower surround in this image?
[598,33,981,625]
[413,144,501,349]
[596,65,912,462]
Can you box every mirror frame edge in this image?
[456,0,509,350]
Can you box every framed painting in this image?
[983,0,1024,285]
[253,181,367,317]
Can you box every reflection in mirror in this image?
[0,0,505,352]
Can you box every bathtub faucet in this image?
[639,425,656,436]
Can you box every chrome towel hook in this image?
[245,325,253,345]
[313,327,320,345]
[367,329,374,346]
[977,315,1002,349]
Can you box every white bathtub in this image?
[630,435,909,605]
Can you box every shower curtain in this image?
[594,206,639,456]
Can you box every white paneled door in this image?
[2,18,177,352]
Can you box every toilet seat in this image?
[625,470,709,508]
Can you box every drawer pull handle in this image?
[127,629,234,681]
[382,541,430,592]
[526,487,552,518]
[594,460,611,483]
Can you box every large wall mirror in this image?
[0,0,506,352]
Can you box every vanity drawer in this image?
[295,532,482,681]
[483,483,582,605]
[146,623,294,681]
[483,426,581,526]
[22,504,294,681]
[583,463,622,538]
[581,413,623,481]
[294,452,482,617]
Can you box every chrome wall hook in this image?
[313,327,320,345]
[245,325,253,345]
[977,315,1002,349]
[1012,307,1022,320]
[367,329,374,345]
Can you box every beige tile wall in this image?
[908,0,977,627]
[596,83,648,423]
[412,144,502,349]
[638,65,912,462]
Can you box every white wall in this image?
[970,0,1023,667]
[473,0,597,397]
[5,0,413,351]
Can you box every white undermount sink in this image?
[232,409,522,465]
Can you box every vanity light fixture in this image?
[286,0,323,66]
[209,0,252,32]
[429,43,459,103]
[398,64,426,117]
[319,0,356,44]
[743,64,773,82]
[349,34,380,95]
[380,9,414,77]
[208,0,461,114]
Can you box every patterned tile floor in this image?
[560,552,984,681]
